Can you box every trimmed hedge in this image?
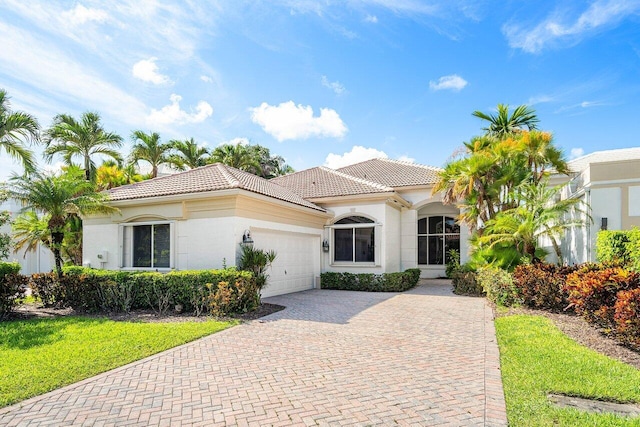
[0,262,26,320]
[30,268,256,316]
[597,228,640,271]
[320,269,421,292]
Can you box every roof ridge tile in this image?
[318,166,393,192]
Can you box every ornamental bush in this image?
[208,279,260,316]
[451,267,483,296]
[0,262,26,320]
[564,266,640,329]
[477,267,522,307]
[320,269,420,292]
[512,263,577,311]
[614,288,640,349]
[597,228,640,272]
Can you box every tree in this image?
[478,179,589,264]
[95,160,144,190]
[472,104,539,138]
[130,131,173,178]
[168,138,209,170]
[44,112,123,181]
[247,145,294,178]
[0,89,39,173]
[0,191,11,259]
[11,210,50,256]
[209,143,259,172]
[4,167,118,276]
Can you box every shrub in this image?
[445,249,460,278]
[597,228,640,272]
[477,267,521,307]
[320,269,419,292]
[614,288,640,349]
[512,263,576,311]
[30,273,62,307]
[565,267,640,329]
[0,262,27,319]
[451,269,483,296]
[208,278,260,316]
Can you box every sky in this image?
[1,0,640,181]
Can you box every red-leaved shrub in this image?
[512,263,577,311]
[614,288,640,349]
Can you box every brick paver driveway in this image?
[0,280,507,426]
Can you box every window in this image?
[122,222,172,269]
[417,216,460,265]
[333,216,375,263]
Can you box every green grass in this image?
[0,316,235,407]
[496,315,640,426]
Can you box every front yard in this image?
[0,316,234,407]
[496,314,640,426]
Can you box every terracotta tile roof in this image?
[107,163,325,211]
[568,147,640,173]
[271,166,394,199]
[337,158,442,187]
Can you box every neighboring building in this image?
[0,199,54,275]
[83,160,471,298]
[559,147,640,264]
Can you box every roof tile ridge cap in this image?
[320,166,393,192]
[377,157,443,171]
[108,166,188,193]
[216,163,242,188]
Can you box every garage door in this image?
[251,229,320,298]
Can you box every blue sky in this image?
[1,0,640,180]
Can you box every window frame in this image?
[328,215,378,266]
[417,215,460,266]
[119,220,175,271]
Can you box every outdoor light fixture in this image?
[601,217,608,231]
[322,239,330,252]
[241,230,254,247]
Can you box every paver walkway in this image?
[0,280,507,426]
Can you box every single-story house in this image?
[83,159,470,297]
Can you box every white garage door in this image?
[251,230,320,298]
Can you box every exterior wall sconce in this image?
[601,217,608,231]
[322,239,330,252]
[241,230,254,247]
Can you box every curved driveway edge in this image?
[0,280,507,426]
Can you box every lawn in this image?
[496,315,640,426]
[0,316,235,407]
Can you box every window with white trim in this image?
[122,222,173,269]
[333,216,375,263]
[417,216,460,265]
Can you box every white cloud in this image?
[397,155,415,163]
[429,74,468,92]
[321,75,346,95]
[503,0,640,53]
[219,137,250,147]
[147,94,213,125]
[364,15,378,23]
[61,4,109,25]
[570,147,585,159]
[201,75,213,83]
[324,146,388,169]
[250,101,348,141]
[132,57,172,85]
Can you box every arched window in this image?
[333,216,375,263]
[417,216,460,265]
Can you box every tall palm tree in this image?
[95,160,144,190]
[0,89,39,173]
[5,167,118,276]
[44,112,123,181]
[472,104,539,138]
[130,131,173,178]
[209,143,260,172]
[168,138,209,170]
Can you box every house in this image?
[0,198,54,275]
[558,147,640,264]
[83,159,471,298]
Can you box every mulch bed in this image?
[8,302,286,323]
[497,306,640,370]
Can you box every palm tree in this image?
[472,104,539,138]
[95,160,144,190]
[44,112,123,181]
[209,143,260,172]
[130,131,173,178]
[168,138,209,170]
[478,179,590,264]
[12,210,50,256]
[5,167,118,276]
[0,89,39,173]
[513,130,570,184]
